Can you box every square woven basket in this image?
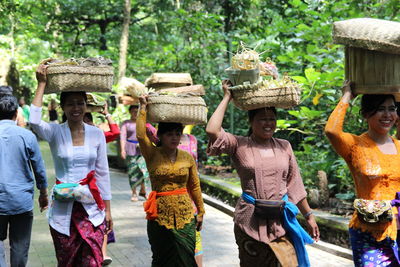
[45,65,114,94]
[147,95,207,125]
[230,80,301,110]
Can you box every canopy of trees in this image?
[1,0,399,199]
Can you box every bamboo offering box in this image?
[145,73,193,90]
[333,18,400,100]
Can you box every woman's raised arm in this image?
[206,80,232,143]
[32,63,49,108]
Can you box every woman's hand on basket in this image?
[101,102,109,116]
[36,58,52,84]
[341,80,355,104]
[222,79,233,100]
[138,95,148,109]
[305,215,320,242]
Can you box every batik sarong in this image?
[147,219,197,267]
[349,228,400,267]
[127,154,149,189]
[50,202,106,267]
[234,224,298,267]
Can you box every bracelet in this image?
[105,114,112,118]
[304,211,313,219]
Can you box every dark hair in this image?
[361,94,396,118]
[129,105,139,111]
[60,91,87,108]
[247,107,277,136]
[0,95,18,120]
[0,86,13,97]
[156,122,184,147]
[83,112,93,123]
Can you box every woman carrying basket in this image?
[206,80,319,267]
[137,95,205,267]
[325,81,400,266]
[30,63,113,266]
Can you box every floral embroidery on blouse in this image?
[136,109,205,230]
[325,100,400,241]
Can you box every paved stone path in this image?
[2,143,353,266]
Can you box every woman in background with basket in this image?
[206,80,319,267]
[30,63,113,266]
[120,104,149,201]
[325,82,400,266]
[137,95,205,267]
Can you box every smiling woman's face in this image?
[61,93,87,123]
[250,109,277,141]
[366,97,398,135]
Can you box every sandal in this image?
[131,195,138,202]
[103,256,112,266]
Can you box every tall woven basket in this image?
[45,65,114,94]
[231,80,301,110]
[147,95,207,125]
[345,47,400,99]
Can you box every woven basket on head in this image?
[345,46,400,99]
[147,94,207,125]
[333,18,400,55]
[45,65,114,94]
[230,80,301,110]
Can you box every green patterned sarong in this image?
[126,155,149,189]
[147,219,197,267]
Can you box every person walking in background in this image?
[83,102,120,143]
[137,95,205,267]
[18,97,30,123]
[325,81,400,266]
[206,80,319,267]
[0,95,48,267]
[120,105,148,201]
[30,63,113,266]
[83,101,119,266]
[48,99,58,123]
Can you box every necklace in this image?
[162,149,177,163]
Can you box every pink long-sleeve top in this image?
[207,129,307,244]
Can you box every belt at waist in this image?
[144,188,188,220]
[242,192,313,267]
[127,139,139,144]
[56,170,105,210]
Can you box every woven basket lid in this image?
[148,94,206,106]
[333,18,400,55]
[145,73,193,87]
[47,65,114,75]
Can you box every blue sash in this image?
[127,139,139,144]
[242,192,313,267]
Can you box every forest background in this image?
[1,0,399,202]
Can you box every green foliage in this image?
[1,0,400,198]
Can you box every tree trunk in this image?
[117,0,131,83]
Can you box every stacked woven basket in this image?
[225,44,301,110]
[120,73,207,125]
[333,18,400,99]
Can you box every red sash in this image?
[56,170,105,210]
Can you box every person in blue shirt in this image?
[0,95,48,267]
